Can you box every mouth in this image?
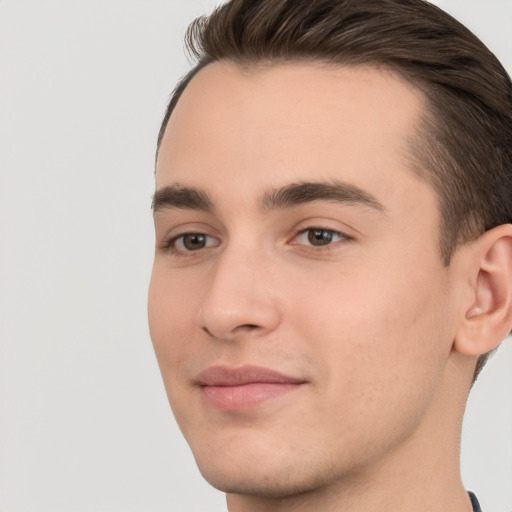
[196,365,307,412]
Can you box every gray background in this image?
[0,1,511,510]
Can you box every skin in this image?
[149,62,489,511]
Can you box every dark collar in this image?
[468,492,482,512]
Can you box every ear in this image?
[453,224,512,356]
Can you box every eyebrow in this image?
[152,180,385,215]
[152,184,214,213]
[260,180,386,213]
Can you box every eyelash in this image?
[293,227,350,249]
[164,233,219,256]
[163,227,351,257]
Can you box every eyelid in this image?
[285,217,357,254]
[157,220,222,257]
[292,226,349,243]
[292,217,355,236]
[165,232,220,254]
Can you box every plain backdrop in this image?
[0,1,511,511]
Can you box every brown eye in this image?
[292,227,348,248]
[182,233,207,250]
[307,229,335,246]
[169,232,219,254]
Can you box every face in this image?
[149,62,461,499]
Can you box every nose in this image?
[197,246,281,341]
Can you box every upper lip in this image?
[196,365,306,387]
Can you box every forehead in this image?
[156,61,427,210]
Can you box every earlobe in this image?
[454,224,512,356]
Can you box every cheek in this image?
[148,267,205,435]
[148,267,198,373]
[289,256,451,400]
[282,265,451,462]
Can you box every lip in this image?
[196,365,306,411]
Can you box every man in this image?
[148,0,512,510]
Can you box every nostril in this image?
[201,323,262,339]
[198,296,281,340]
[234,324,261,333]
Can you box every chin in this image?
[191,440,343,499]
[197,463,320,498]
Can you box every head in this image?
[155,0,512,380]
[149,0,512,506]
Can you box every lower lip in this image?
[201,382,302,411]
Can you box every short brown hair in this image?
[157,0,512,378]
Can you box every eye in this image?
[294,228,347,247]
[170,232,219,253]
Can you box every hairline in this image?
[157,57,432,157]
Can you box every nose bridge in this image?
[198,239,280,339]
